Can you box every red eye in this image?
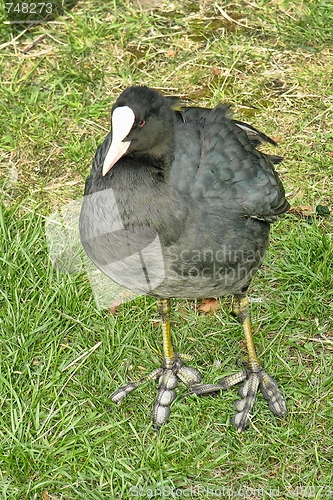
[138,119,145,127]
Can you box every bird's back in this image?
[170,105,289,222]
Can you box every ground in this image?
[0,1,332,499]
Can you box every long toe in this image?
[176,364,202,388]
[110,367,163,404]
[221,368,287,432]
[153,368,178,428]
[188,383,223,396]
[153,360,207,428]
[110,358,207,429]
[110,381,142,404]
[219,368,248,390]
[259,371,287,417]
[231,372,260,432]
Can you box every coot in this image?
[79,86,289,431]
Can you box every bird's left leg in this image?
[218,294,287,431]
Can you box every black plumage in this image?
[79,86,289,431]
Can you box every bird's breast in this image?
[79,183,269,299]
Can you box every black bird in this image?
[79,86,289,431]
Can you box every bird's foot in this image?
[111,359,286,431]
[111,354,217,428]
[217,364,287,432]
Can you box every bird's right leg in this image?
[110,298,203,429]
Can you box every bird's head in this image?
[102,86,175,176]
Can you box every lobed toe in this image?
[259,371,287,416]
[110,382,140,404]
[177,365,202,387]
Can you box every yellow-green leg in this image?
[156,299,174,368]
[232,295,260,372]
[110,294,287,431]
[153,298,206,428]
[111,298,203,429]
[217,294,287,431]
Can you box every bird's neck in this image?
[115,155,171,185]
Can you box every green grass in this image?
[0,0,333,498]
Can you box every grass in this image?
[0,0,333,498]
